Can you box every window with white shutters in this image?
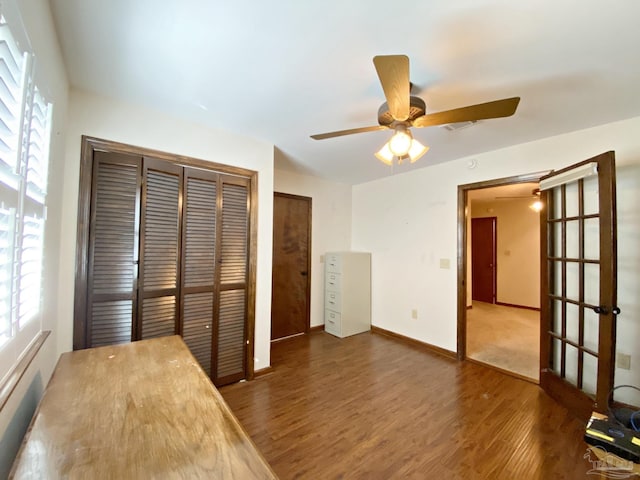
[0,12,52,382]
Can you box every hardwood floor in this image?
[220,331,592,479]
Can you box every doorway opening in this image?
[457,173,547,382]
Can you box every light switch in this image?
[439,258,450,269]
[616,353,631,370]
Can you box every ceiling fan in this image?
[310,55,520,165]
[494,187,543,211]
[495,188,541,200]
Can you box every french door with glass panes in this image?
[539,151,618,419]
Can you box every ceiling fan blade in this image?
[310,125,388,140]
[495,195,534,199]
[412,97,520,128]
[373,55,410,122]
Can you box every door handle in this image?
[592,306,622,315]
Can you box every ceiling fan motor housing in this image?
[378,96,426,126]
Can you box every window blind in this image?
[0,10,52,384]
[0,15,27,179]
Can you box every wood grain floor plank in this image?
[220,332,592,479]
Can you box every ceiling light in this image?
[374,142,394,166]
[530,200,543,212]
[406,139,428,163]
[375,125,429,165]
[388,125,413,156]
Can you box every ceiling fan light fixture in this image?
[374,142,394,165]
[407,138,429,163]
[375,136,429,165]
[388,124,413,156]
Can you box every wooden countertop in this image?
[9,336,277,479]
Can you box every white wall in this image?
[471,198,540,308]
[352,116,640,399]
[274,169,352,327]
[59,89,275,370]
[0,0,68,477]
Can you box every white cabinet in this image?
[324,252,371,338]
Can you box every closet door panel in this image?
[216,289,246,382]
[215,178,249,385]
[141,296,176,339]
[90,300,134,347]
[87,152,141,347]
[138,158,182,340]
[183,174,217,288]
[181,169,218,374]
[183,292,214,376]
[220,182,248,285]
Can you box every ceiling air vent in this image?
[440,120,478,131]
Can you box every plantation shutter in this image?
[0,204,14,341]
[24,87,49,203]
[17,86,50,327]
[86,152,141,347]
[216,178,249,384]
[0,16,27,177]
[138,158,182,340]
[0,17,23,344]
[180,168,217,376]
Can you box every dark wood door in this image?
[271,193,311,340]
[215,178,251,385]
[137,158,182,341]
[75,140,254,387]
[180,167,218,378]
[471,217,496,304]
[539,151,617,419]
[85,151,141,347]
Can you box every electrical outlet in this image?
[411,309,418,320]
[616,353,631,370]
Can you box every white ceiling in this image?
[49,0,640,185]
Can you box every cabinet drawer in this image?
[326,253,342,273]
[325,272,341,291]
[325,290,341,311]
[324,310,341,336]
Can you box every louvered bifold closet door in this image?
[137,158,182,340]
[86,152,141,347]
[180,168,217,376]
[215,176,250,385]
